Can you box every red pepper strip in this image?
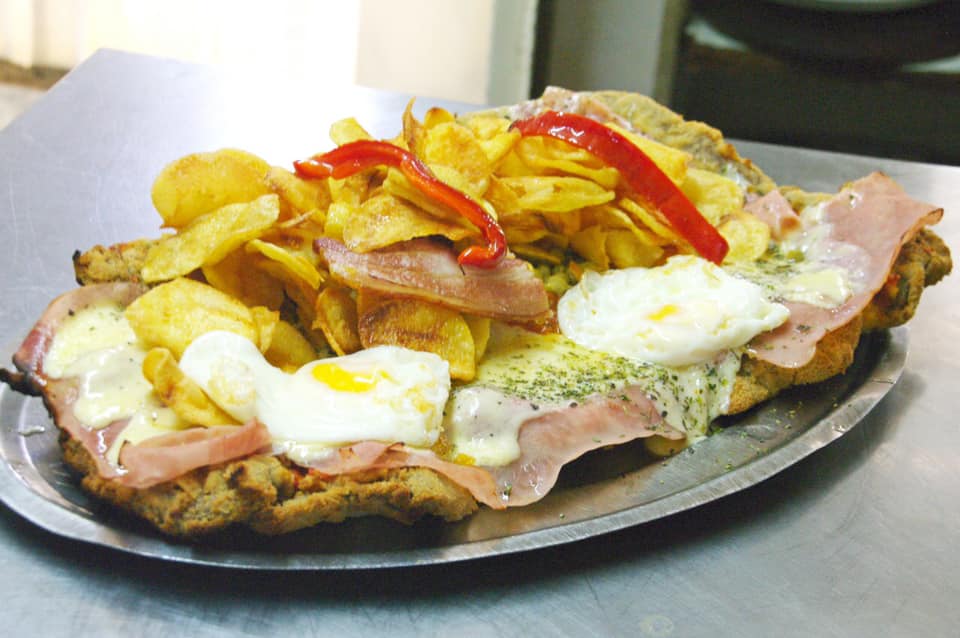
[510,111,729,264]
[294,140,506,269]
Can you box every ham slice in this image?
[749,173,943,368]
[487,386,684,506]
[306,441,504,509]
[315,237,551,322]
[746,190,802,239]
[7,283,270,487]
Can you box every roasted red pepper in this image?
[511,111,729,264]
[294,140,506,269]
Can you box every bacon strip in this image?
[315,237,551,321]
[749,173,943,368]
[6,283,270,487]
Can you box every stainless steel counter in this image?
[1,50,957,636]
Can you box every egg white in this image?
[557,255,790,366]
[178,331,451,462]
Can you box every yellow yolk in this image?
[311,363,381,393]
[178,331,451,464]
[557,255,790,366]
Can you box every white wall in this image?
[1,0,361,88]
[355,0,537,105]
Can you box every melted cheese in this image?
[444,323,740,466]
[45,302,186,458]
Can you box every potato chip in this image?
[313,286,362,356]
[618,197,682,245]
[511,243,564,265]
[249,305,280,353]
[514,137,620,189]
[251,257,327,351]
[263,319,318,371]
[464,315,491,362]
[201,249,284,310]
[323,201,356,241]
[606,229,662,269]
[402,101,428,156]
[681,168,743,226]
[500,176,614,212]
[151,148,272,229]
[423,121,492,193]
[265,166,331,221]
[484,176,522,217]
[343,192,472,253]
[570,225,609,270]
[358,292,476,381]
[142,347,238,427]
[719,210,771,264]
[125,278,258,358]
[382,168,463,223]
[461,115,520,165]
[329,117,373,145]
[141,194,280,283]
[245,238,323,290]
[503,217,549,245]
[423,107,456,130]
[586,205,661,248]
[606,123,690,185]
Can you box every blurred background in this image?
[1,0,958,163]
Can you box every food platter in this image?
[0,327,906,569]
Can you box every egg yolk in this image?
[647,304,678,322]
[311,362,384,393]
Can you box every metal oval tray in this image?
[0,328,905,569]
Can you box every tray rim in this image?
[0,328,907,570]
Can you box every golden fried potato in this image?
[245,238,323,290]
[605,229,661,269]
[681,168,743,226]
[313,286,362,356]
[570,225,609,270]
[263,319,318,371]
[618,197,682,246]
[265,166,331,221]
[358,292,475,381]
[142,347,238,427]
[462,115,519,166]
[343,192,472,253]
[249,305,280,353]
[464,315,491,362]
[500,176,614,213]
[513,137,620,189]
[422,121,492,197]
[125,278,258,358]
[719,210,771,264]
[151,148,272,229]
[606,123,690,185]
[141,194,280,283]
[201,250,285,310]
[329,117,373,145]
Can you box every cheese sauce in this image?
[726,203,867,308]
[44,301,185,463]
[444,324,740,466]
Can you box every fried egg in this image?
[557,255,790,366]
[178,331,450,462]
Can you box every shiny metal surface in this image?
[1,50,958,635]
